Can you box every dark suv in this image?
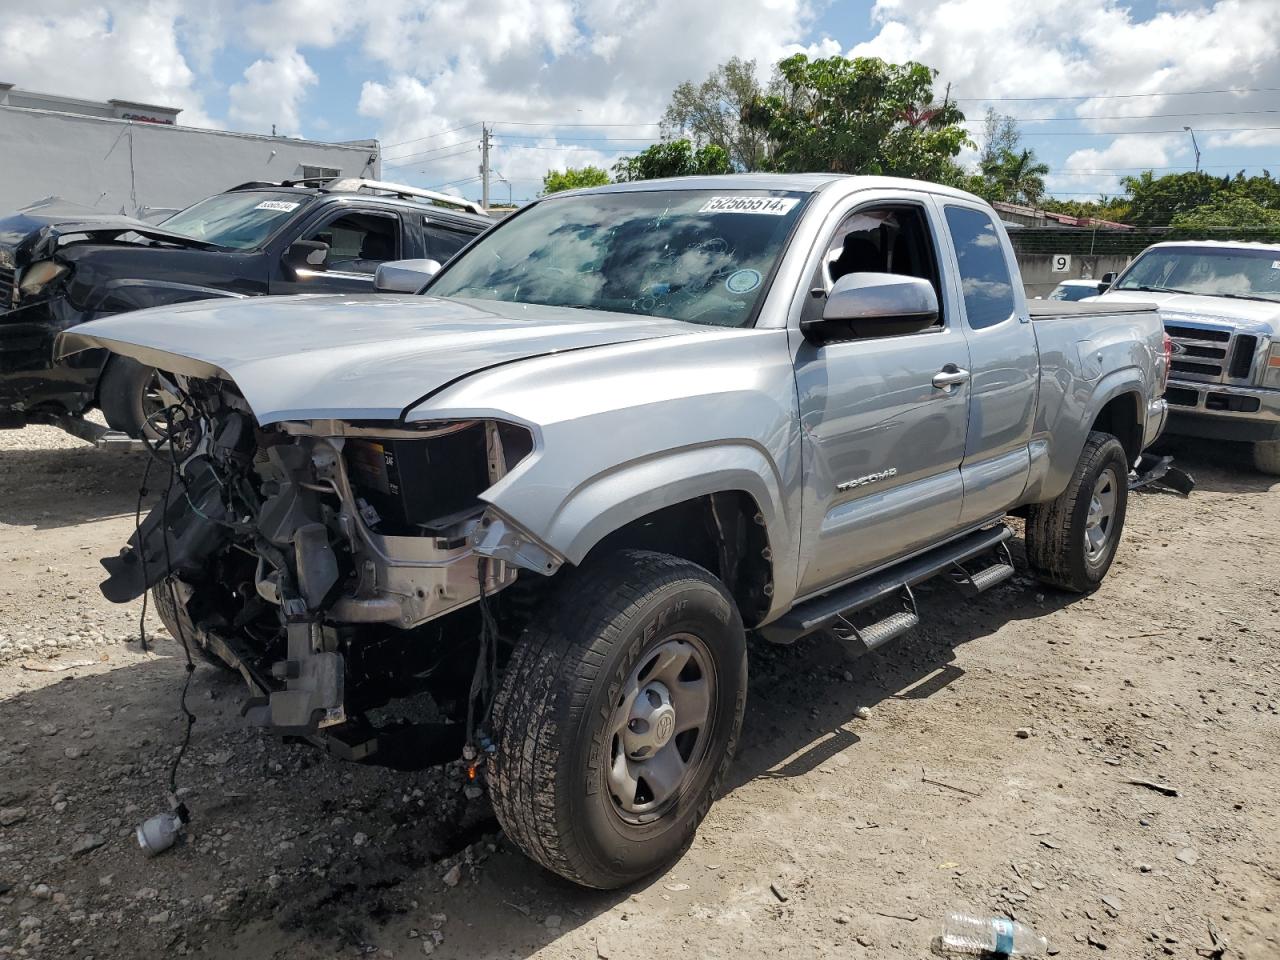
[0,178,489,438]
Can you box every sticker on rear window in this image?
[699,196,799,216]
[255,200,300,212]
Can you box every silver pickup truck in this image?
[1094,240,1280,474]
[61,175,1167,889]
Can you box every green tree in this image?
[1041,195,1133,223]
[612,139,732,182]
[982,147,1051,205]
[1170,194,1280,231]
[741,54,969,181]
[1119,170,1226,225]
[540,165,611,195]
[662,57,771,171]
[977,108,1020,171]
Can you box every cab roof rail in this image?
[323,178,487,216]
[224,178,487,217]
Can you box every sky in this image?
[0,0,1276,203]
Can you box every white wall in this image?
[0,106,380,218]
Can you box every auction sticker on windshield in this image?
[255,200,301,212]
[699,196,800,216]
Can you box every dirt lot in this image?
[0,423,1277,960]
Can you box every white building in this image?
[0,83,380,220]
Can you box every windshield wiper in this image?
[1215,292,1280,303]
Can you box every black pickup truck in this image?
[0,178,489,439]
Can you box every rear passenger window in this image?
[424,221,475,262]
[944,206,1015,330]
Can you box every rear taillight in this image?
[1160,332,1172,394]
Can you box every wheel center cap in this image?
[623,681,678,757]
[653,709,676,748]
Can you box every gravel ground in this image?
[0,423,1277,959]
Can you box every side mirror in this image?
[374,259,442,294]
[283,240,329,279]
[802,273,940,344]
[1100,272,1117,286]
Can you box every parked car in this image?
[1093,240,1280,473]
[1046,277,1109,301]
[61,174,1168,889]
[0,178,489,439]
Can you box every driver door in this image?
[793,195,972,598]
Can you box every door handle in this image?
[932,366,970,390]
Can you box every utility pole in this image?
[1183,125,1201,173]
[479,123,492,210]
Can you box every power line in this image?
[489,119,662,127]
[494,132,657,142]
[953,86,1280,102]
[961,108,1280,124]
[382,147,476,170]
[382,121,483,150]
[429,175,482,190]
[978,125,1280,137]
[382,140,479,166]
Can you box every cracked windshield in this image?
[427,190,807,327]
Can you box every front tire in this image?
[152,578,235,672]
[487,550,747,889]
[1026,432,1129,593]
[99,356,162,439]
[1252,439,1280,476]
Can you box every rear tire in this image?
[487,550,747,889]
[99,356,159,439]
[1026,431,1129,593]
[1252,440,1280,476]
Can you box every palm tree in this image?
[1001,149,1050,205]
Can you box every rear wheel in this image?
[1026,432,1129,593]
[487,550,747,889]
[1252,439,1280,476]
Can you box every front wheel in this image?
[99,356,163,439]
[1252,439,1280,476]
[487,550,747,889]
[1025,432,1130,593]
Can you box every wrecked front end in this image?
[103,375,558,765]
[0,215,100,420]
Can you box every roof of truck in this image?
[570,173,986,203]
[1144,239,1280,253]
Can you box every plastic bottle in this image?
[940,912,1049,956]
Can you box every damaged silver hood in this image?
[58,294,700,423]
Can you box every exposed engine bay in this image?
[101,375,554,763]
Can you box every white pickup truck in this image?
[1097,240,1280,473]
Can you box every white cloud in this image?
[1051,134,1185,197]
[227,48,318,136]
[0,0,215,125]
[850,0,1280,192]
[357,0,822,194]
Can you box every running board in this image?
[757,524,1014,647]
[948,541,1016,598]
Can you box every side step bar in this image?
[757,524,1014,648]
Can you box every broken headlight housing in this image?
[18,260,69,297]
[338,419,534,538]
